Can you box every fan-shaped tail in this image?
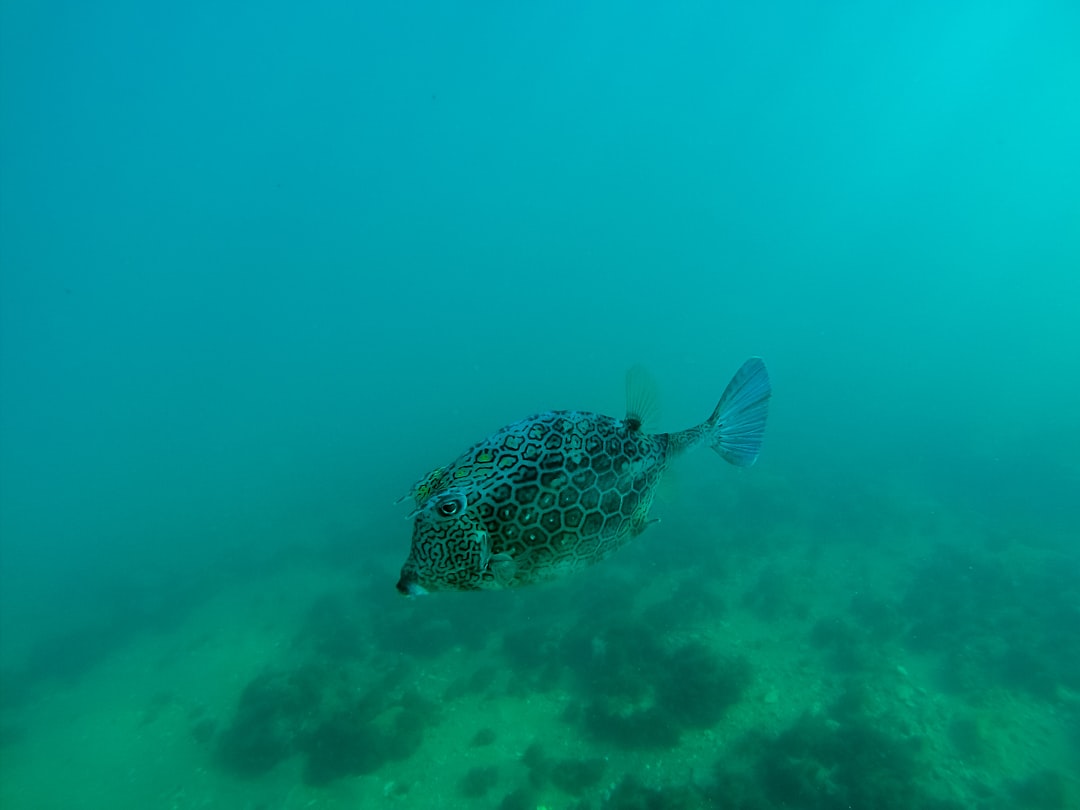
[707,357,771,466]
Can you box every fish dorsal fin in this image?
[624,365,661,432]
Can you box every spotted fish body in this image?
[396,358,771,595]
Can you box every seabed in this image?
[1,472,1077,810]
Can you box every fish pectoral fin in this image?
[488,553,517,586]
[631,516,660,537]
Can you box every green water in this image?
[1,2,1078,808]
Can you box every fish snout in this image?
[395,573,428,597]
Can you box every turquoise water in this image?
[1,2,1078,808]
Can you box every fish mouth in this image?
[395,574,428,597]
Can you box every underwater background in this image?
[2,1,1079,808]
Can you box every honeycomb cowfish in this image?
[396,358,771,595]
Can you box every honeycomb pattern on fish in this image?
[488,412,667,574]
[404,411,672,591]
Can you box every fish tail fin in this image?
[706,357,771,466]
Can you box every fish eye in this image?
[437,497,462,517]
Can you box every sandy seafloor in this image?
[1,468,1078,810]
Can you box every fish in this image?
[395,357,771,595]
